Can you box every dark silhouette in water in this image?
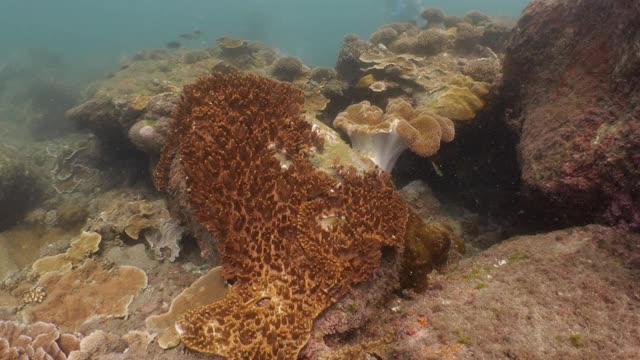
[179,30,203,40]
[166,41,181,49]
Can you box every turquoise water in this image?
[1,0,528,71]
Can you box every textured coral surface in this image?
[22,260,148,331]
[0,321,80,360]
[154,72,408,359]
[503,0,640,228]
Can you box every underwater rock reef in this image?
[66,39,330,160]
[2,2,640,360]
[317,225,640,359]
[503,0,640,229]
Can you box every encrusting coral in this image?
[22,259,147,331]
[153,72,409,359]
[145,266,228,349]
[31,231,101,275]
[0,321,80,360]
[333,98,454,172]
[66,330,152,360]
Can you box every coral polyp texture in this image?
[153,72,408,359]
[334,98,454,172]
[0,321,80,360]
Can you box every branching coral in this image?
[153,72,408,359]
[333,98,454,172]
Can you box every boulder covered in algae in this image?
[302,225,640,358]
[503,0,640,229]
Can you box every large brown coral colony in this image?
[153,72,408,359]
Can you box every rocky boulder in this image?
[302,225,640,359]
[503,0,640,228]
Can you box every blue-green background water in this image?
[1,0,528,75]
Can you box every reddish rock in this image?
[305,225,640,359]
[503,0,640,229]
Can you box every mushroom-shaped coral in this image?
[271,56,305,82]
[0,321,80,360]
[424,84,489,121]
[153,72,408,359]
[421,8,446,28]
[333,98,454,172]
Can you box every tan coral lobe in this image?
[333,98,455,172]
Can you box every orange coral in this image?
[154,73,408,359]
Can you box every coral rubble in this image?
[154,72,409,358]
